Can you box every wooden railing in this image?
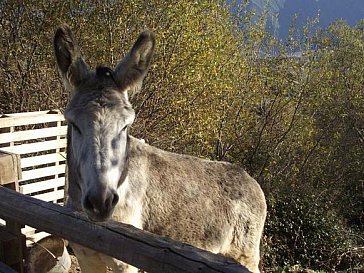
[0,261,17,273]
[0,186,249,273]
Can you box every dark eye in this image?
[70,122,82,134]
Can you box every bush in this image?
[263,192,363,272]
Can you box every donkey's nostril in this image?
[84,194,102,215]
[83,195,94,211]
[111,192,119,207]
[106,192,119,210]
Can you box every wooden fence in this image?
[0,187,249,273]
[0,110,67,242]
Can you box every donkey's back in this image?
[127,137,267,272]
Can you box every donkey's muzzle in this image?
[83,189,119,222]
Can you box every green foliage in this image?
[264,193,362,272]
[0,1,363,272]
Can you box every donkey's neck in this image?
[118,136,152,196]
[111,137,150,226]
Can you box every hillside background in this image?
[248,0,364,40]
[0,1,363,272]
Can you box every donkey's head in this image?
[54,25,155,221]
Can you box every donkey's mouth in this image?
[85,210,113,223]
[83,202,115,222]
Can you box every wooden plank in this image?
[0,110,50,117]
[0,139,67,155]
[0,224,25,273]
[20,178,65,195]
[0,152,21,186]
[25,231,50,245]
[0,112,64,129]
[0,261,18,273]
[21,225,36,236]
[0,187,249,273]
[32,189,64,202]
[21,152,66,168]
[0,126,67,144]
[22,226,54,239]
[20,164,66,181]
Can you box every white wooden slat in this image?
[0,125,67,144]
[20,164,66,181]
[22,226,53,236]
[0,110,67,241]
[0,112,65,128]
[21,152,66,168]
[22,227,51,242]
[22,225,36,236]
[20,177,65,195]
[26,231,51,246]
[0,139,67,155]
[1,110,50,117]
[32,189,64,202]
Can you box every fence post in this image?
[0,152,21,191]
[0,151,25,273]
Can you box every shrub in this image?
[263,192,363,272]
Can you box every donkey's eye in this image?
[70,122,82,134]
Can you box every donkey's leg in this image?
[71,243,107,273]
[232,234,262,273]
[221,220,263,273]
[100,255,139,273]
[235,250,261,273]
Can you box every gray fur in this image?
[54,25,266,273]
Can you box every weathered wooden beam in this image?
[0,110,64,129]
[0,224,25,273]
[0,261,18,273]
[0,186,250,273]
[0,152,21,188]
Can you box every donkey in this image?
[54,25,266,273]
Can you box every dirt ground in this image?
[68,255,80,273]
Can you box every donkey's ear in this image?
[114,31,155,96]
[54,24,89,90]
